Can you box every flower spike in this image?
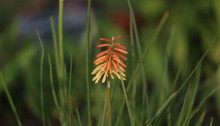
[92,35,128,84]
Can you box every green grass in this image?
[0,72,22,126]
[1,0,220,126]
[86,0,92,125]
[36,31,45,126]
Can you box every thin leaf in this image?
[195,110,206,126]
[209,117,213,126]
[48,55,59,109]
[147,91,177,125]
[36,31,45,126]
[0,72,22,126]
[86,0,92,125]
[76,108,82,126]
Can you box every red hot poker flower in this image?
[92,35,128,84]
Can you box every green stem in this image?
[58,0,66,125]
[107,80,112,126]
[58,0,64,78]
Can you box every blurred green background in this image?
[1,0,220,125]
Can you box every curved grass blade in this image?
[37,31,45,126]
[0,71,22,126]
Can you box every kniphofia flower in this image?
[92,35,128,84]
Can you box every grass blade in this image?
[190,85,220,119]
[145,91,177,125]
[50,17,60,79]
[177,64,201,126]
[115,11,169,126]
[69,55,73,125]
[120,79,134,126]
[100,96,107,126]
[48,54,59,109]
[127,0,148,120]
[36,31,45,126]
[58,0,64,78]
[86,0,92,125]
[76,108,82,126]
[176,31,220,94]
[0,71,22,126]
[126,11,170,93]
[114,102,125,126]
[209,117,213,126]
[195,110,206,126]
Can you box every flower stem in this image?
[107,80,112,126]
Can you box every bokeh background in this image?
[1,0,220,125]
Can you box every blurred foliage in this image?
[0,0,220,125]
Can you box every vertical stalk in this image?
[58,0,64,77]
[107,80,111,126]
[86,0,92,125]
[58,0,66,125]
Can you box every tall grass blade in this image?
[190,85,220,118]
[0,71,22,126]
[76,108,82,126]
[126,11,170,92]
[176,64,201,126]
[127,0,148,120]
[163,27,175,95]
[86,0,92,125]
[101,96,107,126]
[69,55,73,125]
[58,0,64,78]
[195,110,206,126]
[50,17,60,79]
[145,91,177,125]
[129,9,137,109]
[116,11,169,126]
[209,117,213,126]
[48,54,59,109]
[36,31,45,126]
[176,31,220,94]
[120,79,134,126]
[167,113,171,126]
[58,0,67,124]
[172,64,182,91]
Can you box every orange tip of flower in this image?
[100,38,111,42]
[115,35,123,41]
[97,44,111,48]
[114,48,128,54]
